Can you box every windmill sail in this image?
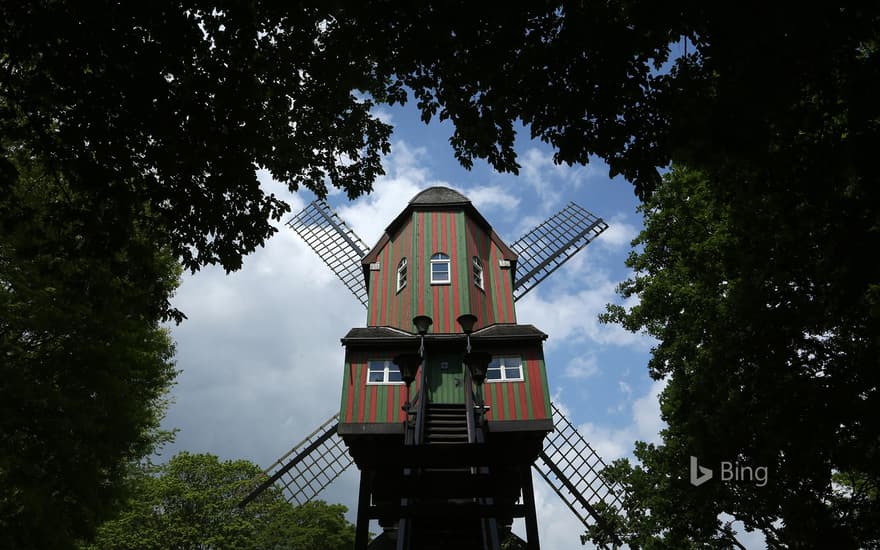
[534,402,625,541]
[239,414,353,508]
[510,202,608,301]
[288,199,370,307]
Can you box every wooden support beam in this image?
[367,501,526,520]
[521,465,541,550]
[355,470,372,550]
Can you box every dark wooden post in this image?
[521,465,541,550]
[355,470,372,550]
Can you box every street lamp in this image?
[412,315,432,357]
[458,313,490,424]
[464,351,492,425]
[412,314,433,335]
[393,352,422,416]
[456,313,478,353]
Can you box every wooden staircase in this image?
[424,403,469,445]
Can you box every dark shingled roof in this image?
[408,186,470,206]
[343,327,416,340]
[341,324,547,345]
[471,324,548,341]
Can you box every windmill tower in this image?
[241,187,625,549]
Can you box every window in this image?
[396,257,407,292]
[486,356,523,382]
[472,256,484,289]
[367,360,404,384]
[430,253,450,284]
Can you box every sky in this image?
[157,101,762,548]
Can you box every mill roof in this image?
[341,324,547,345]
[408,186,471,206]
[361,186,517,267]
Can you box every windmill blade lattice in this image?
[511,202,608,301]
[288,199,370,307]
[534,402,626,536]
[240,414,353,508]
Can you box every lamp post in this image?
[456,313,478,353]
[412,314,432,357]
[464,351,492,426]
[398,315,432,427]
[458,314,490,425]
[393,353,422,418]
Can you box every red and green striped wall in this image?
[339,345,551,426]
[367,210,516,333]
[482,346,552,422]
[339,350,420,425]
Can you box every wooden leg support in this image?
[355,470,372,550]
[521,466,541,550]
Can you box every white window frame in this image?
[472,256,484,289]
[366,359,405,385]
[430,252,451,284]
[485,356,524,382]
[396,257,407,292]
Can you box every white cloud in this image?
[598,213,640,251]
[564,355,600,379]
[466,184,521,212]
[337,140,448,246]
[161,223,365,465]
[516,259,653,352]
[720,513,768,550]
[371,107,394,125]
[519,147,599,213]
[632,380,666,441]
[576,378,666,463]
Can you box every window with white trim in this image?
[396,257,407,292]
[430,253,450,284]
[366,360,404,384]
[486,356,524,382]
[472,256,484,289]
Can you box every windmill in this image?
[241,187,626,549]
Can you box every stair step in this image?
[425,420,467,430]
[424,404,469,446]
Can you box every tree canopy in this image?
[0,158,179,549]
[4,4,877,273]
[598,167,880,548]
[82,452,357,550]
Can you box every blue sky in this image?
[159,100,667,548]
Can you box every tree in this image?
[4,4,878,274]
[82,452,357,550]
[0,157,179,549]
[598,167,880,548]
[1,2,397,274]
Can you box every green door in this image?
[426,354,466,404]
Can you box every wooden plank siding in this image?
[340,350,421,425]
[340,345,551,426]
[482,345,551,422]
[367,216,414,329]
[367,209,515,333]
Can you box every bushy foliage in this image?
[82,453,356,550]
